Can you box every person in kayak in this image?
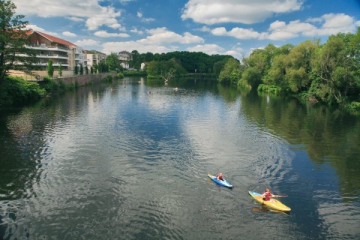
[216,173,224,181]
[262,188,275,201]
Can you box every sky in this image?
[11,0,360,60]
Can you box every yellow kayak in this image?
[248,191,291,212]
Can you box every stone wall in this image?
[9,70,117,86]
[55,73,117,86]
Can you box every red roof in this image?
[26,30,76,47]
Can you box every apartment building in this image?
[118,51,132,69]
[86,50,107,68]
[25,30,86,70]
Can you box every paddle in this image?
[273,195,288,198]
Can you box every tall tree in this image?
[47,59,54,77]
[79,63,83,75]
[0,0,37,80]
[58,63,62,77]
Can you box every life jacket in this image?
[263,191,271,201]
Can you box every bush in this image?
[344,101,360,116]
[41,76,58,92]
[123,70,147,76]
[0,76,45,106]
[102,74,113,82]
[116,72,124,79]
[257,84,283,95]
[58,80,66,92]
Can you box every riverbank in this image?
[0,73,118,107]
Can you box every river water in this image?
[0,77,360,239]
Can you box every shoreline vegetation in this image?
[1,1,359,115]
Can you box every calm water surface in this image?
[0,77,360,239]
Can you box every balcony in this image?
[26,44,70,53]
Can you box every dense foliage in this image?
[106,53,122,72]
[237,28,360,108]
[47,59,54,77]
[0,76,45,105]
[130,50,233,75]
[0,0,37,80]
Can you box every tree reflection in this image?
[240,91,360,201]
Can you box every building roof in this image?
[119,51,132,55]
[26,30,76,47]
[86,50,106,55]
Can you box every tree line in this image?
[233,29,360,109]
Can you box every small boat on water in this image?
[208,174,233,188]
[248,190,291,212]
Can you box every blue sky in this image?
[12,0,360,60]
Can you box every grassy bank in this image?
[0,73,123,107]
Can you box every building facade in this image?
[24,30,87,70]
[118,51,132,69]
[86,50,107,68]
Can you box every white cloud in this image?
[306,17,323,23]
[102,41,177,55]
[75,39,99,46]
[262,20,316,40]
[270,14,357,38]
[101,28,204,55]
[181,0,304,25]
[94,30,130,38]
[142,17,155,23]
[210,13,359,41]
[138,27,204,44]
[131,28,144,35]
[12,0,123,31]
[63,31,77,37]
[120,0,134,5]
[86,7,122,30]
[187,44,224,55]
[67,17,84,22]
[26,24,59,36]
[322,13,353,29]
[197,26,211,32]
[137,11,155,22]
[211,27,260,39]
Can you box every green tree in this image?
[79,63,83,75]
[264,54,288,89]
[58,63,62,77]
[218,58,241,83]
[47,59,54,77]
[85,65,88,75]
[240,67,262,88]
[130,50,142,70]
[285,40,319,92]
[106,53,121,71]
[310,33,359,104]
[0,0,37,80]
[74,64,78,75]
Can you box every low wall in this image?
[55,73,117,86]
[9,70,117,86]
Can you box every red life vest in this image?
[264,191,271,201]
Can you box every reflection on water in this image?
[0,77,359,239]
